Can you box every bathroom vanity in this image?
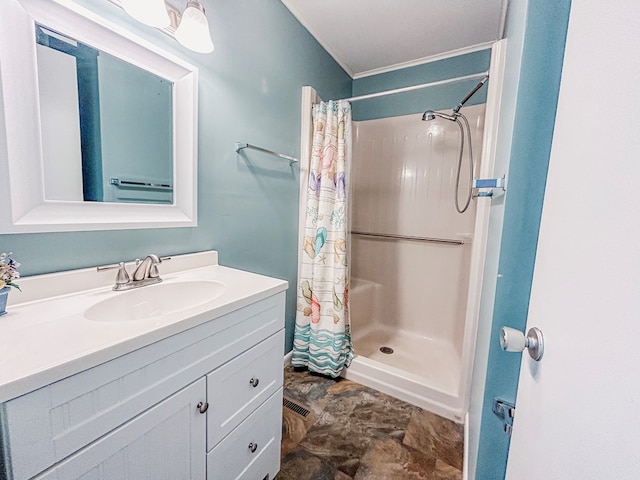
[0,251,288,480]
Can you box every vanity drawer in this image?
[207,329,284,449]
[1,293,285,480]
[206,388,282,480]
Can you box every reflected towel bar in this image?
[109,178,173,191]
[351,230,464,245]
[235,141,298,163]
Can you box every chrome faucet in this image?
[97,255,170,291]
[132,254,161,281]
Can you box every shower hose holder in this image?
[472,175,506,197]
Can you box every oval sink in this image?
[84,280,226,322]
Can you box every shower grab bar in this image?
[351,230,464,245]
[235,141,298,163]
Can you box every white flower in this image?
[0,252,20,290]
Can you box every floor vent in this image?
[283,397,311,417]
[379,346,394,354]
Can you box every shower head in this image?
[422,73,490,122]
[422,110,437,121]
[421,110,458,122]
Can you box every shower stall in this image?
[297,44,504,423]
[346,103,485,423]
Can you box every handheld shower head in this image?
[422,73,489,121]
[419,108,475,214]
[421,110,458,122]
[422,110,437,121]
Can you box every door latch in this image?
[492,398,515,435]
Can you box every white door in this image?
[506,1,640,478]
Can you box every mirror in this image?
[0,0,198,233]
[36,25,173,205]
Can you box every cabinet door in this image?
[34,378,206,480]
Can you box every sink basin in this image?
[84,280,226,322]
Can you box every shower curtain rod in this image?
[340,71,489,103]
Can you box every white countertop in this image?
[0,251,288,403]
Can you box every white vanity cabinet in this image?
[0,292,286,480]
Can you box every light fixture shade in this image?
[175,1,214,53]
[121,0,171,28]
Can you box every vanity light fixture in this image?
[175,1,214,53]
[113,0,214,54]
[120,0,171,28]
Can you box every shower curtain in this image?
[292,99,353,378]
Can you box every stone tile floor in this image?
[276,366,464,480]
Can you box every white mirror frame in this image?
[0,0,198,233]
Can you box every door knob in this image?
[500,326,544,361]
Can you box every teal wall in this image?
[0,0,351,352]
[351,50,491,121]
[474,1,571,478]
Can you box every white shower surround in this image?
[345,105,484,423]
[297,42,505,424]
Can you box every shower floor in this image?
[351,325,461,396]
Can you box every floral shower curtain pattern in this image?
[292,99,353,377]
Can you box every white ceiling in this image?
[281,0,507,78]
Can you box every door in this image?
[506,1,640,478]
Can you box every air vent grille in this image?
[283,397,310,417]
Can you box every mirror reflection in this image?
[35,25,173,205]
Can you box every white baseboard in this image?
[283,350,293,367]
[463,412,469,480]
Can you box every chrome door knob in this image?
[500,326,544,361]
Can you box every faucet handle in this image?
[114,262,130,286]
[148,256,171,278]
[149,263,160,278]
[96,261,131,290]
[96,262,125,273]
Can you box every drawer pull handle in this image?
[249,442,258,453]
[197,401,209,414]
[249,377,260,388]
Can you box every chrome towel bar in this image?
[351,230,464,245]
[235,141,298,163]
